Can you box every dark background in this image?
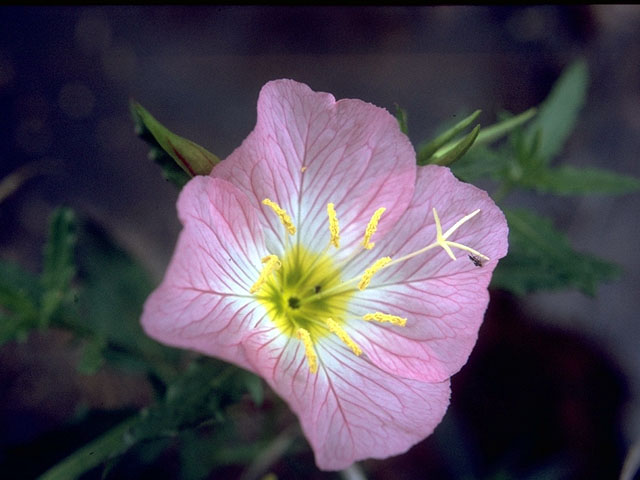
[1,6,639,479]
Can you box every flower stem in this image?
[37,416,138,480]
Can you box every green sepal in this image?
[491,209,620,296]
[418,110,481,165]
[130,101,220,178]
[474,108,536,147]
[394,103,409,135]
[430,124,480,167]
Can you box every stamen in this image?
[358,256,392,290]
[262,198,296,235]
[297,328,318,374]
[363,312,407,327]
[249,255,281,294]
[325,318,362,356]
[361,207,386,250]
[327,203,340,248]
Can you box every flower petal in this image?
[212,79,417,257]
[344,165,508,382]
[242,327,451,471]
[141,176,269,370]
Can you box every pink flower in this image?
[141,80,508,470]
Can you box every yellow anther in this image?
[325,318,362,356]
[262,198,296,235]
[361,207,386,250]
[358,256,392,290]
[363,312,407,327]
[249,255,281,294]
[433,207,489,261]
[327,203,340,248]
[297,328,318,374]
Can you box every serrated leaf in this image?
[523,165,640,196]
[449,146,510,182]
[131,101,220,178]
[525,60,588,162]
[418,110,481,165]
[394,104,409,135]
[491,209,619,295]
[431,124,480,167]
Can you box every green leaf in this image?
[491,209,619,295]
[77,337,106,375]
[40,208,77,325]
[417,110,481,165]
[42,208,76,294]
[449,146,510,182]
[131,101,220,178]
[431,124,480,167]
[525,60,588,162]
[243,372,264,407]
[74,219,179,381]
[522,165,640,196]
[394,104,409,135]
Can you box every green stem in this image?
[38,416,138,480]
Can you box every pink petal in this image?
[242,327,451,471]
[212,79,417,257]
[141,176,269,371]
[343,165,508,382]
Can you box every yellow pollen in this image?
[363,312,407,327]
[297,328,318,374]
[361,207,386,250]
[325,318,362,356]
[327,203,340,248]
[358,256,392,290]
[262,198,296,235]
[249,255,281,294]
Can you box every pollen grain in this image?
[297,328,318,374]
[263,198,296,235]
[361,207,386,250]
[358,256,392,290]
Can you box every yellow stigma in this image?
[297,328,318,374]
[433,207,489,261]
[262,198,296,235]
[325,318,362,356]
[249,255,281,294]
[361,207,386,250]
[363,312,407,327]
[358,256,392,290]
[327,203,340,248]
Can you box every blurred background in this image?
[1,6,639,479]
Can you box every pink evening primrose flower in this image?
[141,79,508,470]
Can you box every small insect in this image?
[468,254,484,267]
[314,285,322,293]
